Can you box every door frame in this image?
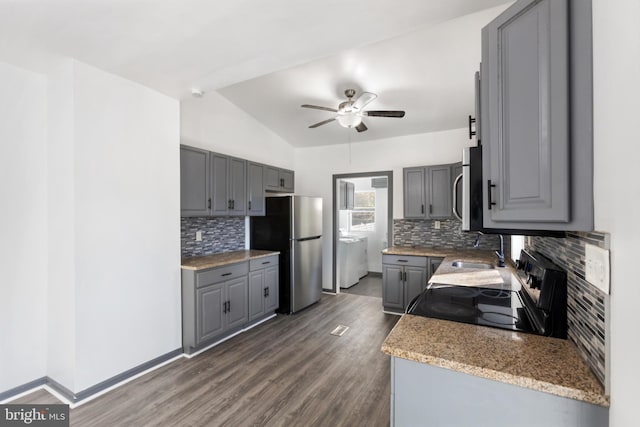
[331,171,393,293]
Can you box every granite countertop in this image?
[380,245,609,407]
[383,246,519,290]
[181,250,279,271]
[382,315,608,407]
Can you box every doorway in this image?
[332,171,393,294]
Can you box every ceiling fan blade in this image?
[308,118,336,128]
[352,92,377,111]
[364,110,406,118]
[301,104,338,112]
[355,121,368,133]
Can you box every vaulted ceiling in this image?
[0,0,512,147]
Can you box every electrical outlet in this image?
[434,220,441,230]
[195,231,202,242]
[585,243,610,294]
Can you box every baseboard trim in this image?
[0,377,47,403]
[1,348,183,406]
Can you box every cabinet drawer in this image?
[196,262,248,288]
[250,255,279,271]
[382,255,427,268]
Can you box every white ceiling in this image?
[0,0,511,147]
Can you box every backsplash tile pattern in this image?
[526,231,609,386]
[181,217,245,257]
[393,218,511,255]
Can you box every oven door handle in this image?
[405,292,423,314]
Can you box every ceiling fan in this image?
[301,89,405,133]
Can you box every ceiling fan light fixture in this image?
[336,114,362,128]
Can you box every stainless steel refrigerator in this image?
[250,196,323,314]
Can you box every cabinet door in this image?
[338,181,347,210]
[346,182,355,210]
[228,157,247,215]
[427,165,452,219]
[196,283,225,344]
[180,146,210,217]
[264,166,280,191]
[403,167,426,219]
[248,270,265,321]
[226,276,249,330]
[247,162,265,216]
[211,154,229,216]
[280,169,294,192]
[383,264,404,311]
[264,265,279,313]
[483,0,570,224]
[404,267,426,308]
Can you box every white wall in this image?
[181,91,294,169]
[0,60,48,392]
[592,1,640,425]
[295,128,473,289]
[71,61,181,392]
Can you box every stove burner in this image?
[427,302,477,319]
[479,289,511,299]
[431,286,481,299]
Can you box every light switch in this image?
[434,221,441,230]
[195,231,202,242]
[585,243,610,294]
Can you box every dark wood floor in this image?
[13,293,399,427]
[341,275,382,299]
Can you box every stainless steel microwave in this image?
[454,146,483,232]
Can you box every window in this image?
[350,191,375,231]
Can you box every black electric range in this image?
[406,249,567,338]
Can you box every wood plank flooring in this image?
[12,293,399,427]
[341,275,383,299]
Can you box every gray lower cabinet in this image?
[391,357,608,427]
[180,145,210,217]
[248,255,279,322]
[403,164,455,220]
[247,162,265,216]
[382,255,428,313]
[182,261,250,354]
[480,0,593,231]
[428,257,444,277]
[265,166,295,193]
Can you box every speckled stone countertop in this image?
[380,246,609,407]
[181,250,279,271]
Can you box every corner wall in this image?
[0,60,48,393]
[592,0,640,425]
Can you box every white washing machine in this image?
[337,237,369,289]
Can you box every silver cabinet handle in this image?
[453,173,463,221]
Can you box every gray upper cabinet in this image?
[265,166,295,193]
[481,0,594,231]
[403,167,427,218]
[338,181,355,210]
[403,165,454,219]
[210,153,246,216]
[211,153,230,216]
[180,145,210,217]
[427,166,452,219]
[180,144,293,217]
[247,162,265,216]
[228,157,247,216]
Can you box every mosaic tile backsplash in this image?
[393,218,511,255]
[181,217,245,257]
[525,231,609,387]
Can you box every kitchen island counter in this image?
[382,313,608,407]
